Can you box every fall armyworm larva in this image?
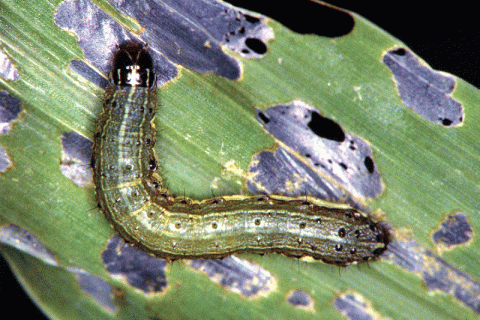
[91,41,389,266]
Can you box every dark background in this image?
[2,1,478,319]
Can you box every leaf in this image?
[1,1,479,319]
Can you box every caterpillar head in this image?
[111,41,156,88]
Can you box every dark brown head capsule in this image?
[111,41,156,88]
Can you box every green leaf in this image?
[1,1,479,319]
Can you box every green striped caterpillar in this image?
[91,42,389,266]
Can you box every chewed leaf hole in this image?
[224,0,354,37]
[245,38,267,54]
[308,111,345,142]
[251,100,384,203]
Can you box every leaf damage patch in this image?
[286,290,315,311]
[383,47,463,127]
[386,234,480,314]
[333,292,384,320]
[0,91,21,172]
[0,145,12,172]
[101,236,168,294]
[0,225,116,311]
[69,60,109,89]
[0,224,57,265]
[74,268,116,313]
[187,256,276,298]
[249,100,383,207]
[0,90,22,135]
[0,49,19,81]
[60,132,93,188]
[432,212,472,252]
[217,5,271,58]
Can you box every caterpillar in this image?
[91,41,389,266]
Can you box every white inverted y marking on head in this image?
[127,65,142,86]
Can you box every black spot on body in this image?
[307,111,345,142]
[179,199,190,205]
[160,191,169,198]
[338,227,346,238]
[149,157,157,171]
